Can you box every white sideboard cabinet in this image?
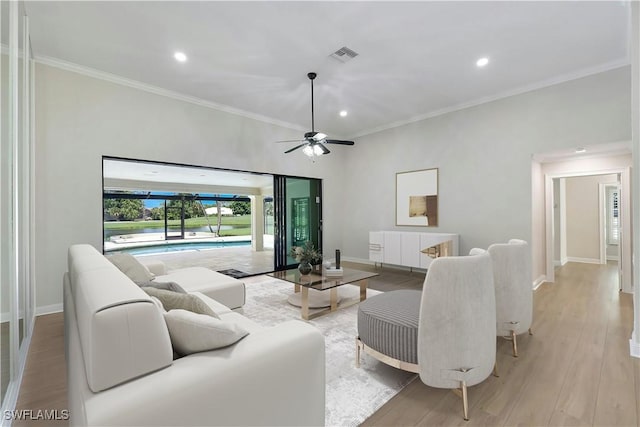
[369,231,459,269]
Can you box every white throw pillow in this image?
[107,253,154,282]
[163,309,250,356]
[142,288,218,318]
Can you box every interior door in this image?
[273,176,322,270]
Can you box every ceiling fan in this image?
[276,72,354,157]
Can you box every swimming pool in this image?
[111,240,251,256]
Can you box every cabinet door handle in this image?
[369,244,382,251]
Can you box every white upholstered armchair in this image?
[487,239,533,358]
[357,250,496,420]
[417,250,497,420]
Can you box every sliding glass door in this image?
[1,3,35,413]
[273,176,322,270]
[164,201,184,240]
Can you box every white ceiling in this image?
[25,1,630,139]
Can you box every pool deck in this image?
[105,233,275,275]
[137,245,275,276]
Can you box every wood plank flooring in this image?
[13,313,67,427]
[12,261,640,426]
[363,261,640,426]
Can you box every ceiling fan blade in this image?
[318,144,330,155]
[275,139,305,144]
[325,139,355,146]
[284,143,308,154]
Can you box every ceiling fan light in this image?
[313,144,324,156]
[303,145,314,157]
[314,132,327,141]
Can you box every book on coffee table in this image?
[324,267,343,277]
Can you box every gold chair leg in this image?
[528,328,533,335]
[493,360,499,377]
[511,330,518,357]
[355,338,361,368]
[461,381,469,421]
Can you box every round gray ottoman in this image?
[357,289,422,365]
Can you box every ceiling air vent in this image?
[330,46,359,63]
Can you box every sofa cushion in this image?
[155,267,245,309]
[163,309,250,356]
[136,280,185,293]
[189,292,233,316]
[141,287,219,318]
[107,253,154,282]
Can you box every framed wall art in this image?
[396,168,438,226]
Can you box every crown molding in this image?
[33,54,307,133]
[30,52,629,141]
[349,59,630,140]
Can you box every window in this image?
[606,186,619,245]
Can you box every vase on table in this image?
[298,261,312,275]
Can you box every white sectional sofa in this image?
[64,244,326,426]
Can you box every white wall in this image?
[34,63,346,309]
[342,67,631,283]
[565,174,617,261]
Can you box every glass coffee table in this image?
[268,267,379,320]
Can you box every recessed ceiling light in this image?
[174,52,187,63]
[339,110,348,117]
[575,147,586,153]
[476,57,489,67]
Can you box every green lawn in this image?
[104,215,251,230]
[104,215,274,238]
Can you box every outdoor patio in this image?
[135,244,275,276]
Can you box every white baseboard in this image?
[630,339,640,359]
[36,303,63,316]
[1,309,26,323]
[606,255,619,261]
[342,257,428,273]
[560,257,568,266]
[341,256,375,266]
[566,257,602,265]
[533,275,546,290]
[553,260,562,267]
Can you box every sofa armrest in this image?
[139,259,167,276]
[80,320,325,426]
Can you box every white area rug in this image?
[238,276,417,427]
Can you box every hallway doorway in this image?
[551,173,622,290]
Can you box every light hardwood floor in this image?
[363,261,640,426]
[13,261,640,426]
